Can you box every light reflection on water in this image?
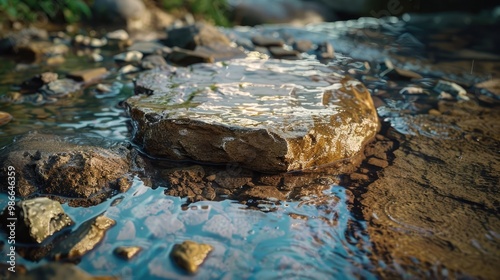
[0,178,375,279]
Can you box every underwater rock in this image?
[126,58,379,173]
[0,111,13,126]
[52,215,115,261]
[114,246,142,260]
[0,132,132,206]
[170,240,213,274]
[67,67,108,82]
[10,263,116,280]
[20,72,58,93]
[40,78,81,98]
[0,197,74,244]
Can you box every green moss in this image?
[0,0,91,24]
[160,0,231,27]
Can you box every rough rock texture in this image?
[52,215,116,261]
[126,58,379,173]
[0,132,132,206]
[362,101,500,279]
[170,240,213,274]
[0,197,74,243]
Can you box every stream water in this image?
[0,10,499,279]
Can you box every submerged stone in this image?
[170,240,213,274]
[0,197,74,243]
[126,58,379,172]
[52,215,115,261]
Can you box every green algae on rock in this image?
[0,197,74,243]
[126,58,379,173]
[170,240,213,274]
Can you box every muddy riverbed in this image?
[0,10,499,280]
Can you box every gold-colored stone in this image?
[170,240,213,274]
[114,246,142,260]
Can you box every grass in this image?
[160,0,231,26]
[0,0,91,24]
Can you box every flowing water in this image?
[0,10,499,279]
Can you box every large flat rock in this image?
[126,58,379,172]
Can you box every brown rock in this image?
[67,67,108,82]
[164,23,231,50]
[10,263,116,280]
[126,59,379,173]
[239,185,286,201]
[268,46,300,59]
[251,36,284,47]
[14,41,69,63]
[0,111,13,126]
[0,132,132,206]
[293,40,313,52]
[114,246,142,260]
[350,172,369,181]
[367,157,389,168]
[168,47,214,65]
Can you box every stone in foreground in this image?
[1,197,74,243]
[126,58,379,172]
[170,240,213,274]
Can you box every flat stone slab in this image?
[126,58,379,172]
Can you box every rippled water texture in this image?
[1,10,499,279]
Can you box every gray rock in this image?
[125,58,379,172]
[251,36,284,47]
[93,0,146,22]
[128,41,171,56]
[40,78,81,98]
[168,47,214,66]
[141,54,168,69]
[0,132,132,206]
[114,50,143,62]
[268,46,300,59]
[163,23,231,50]
[1,197,74,243]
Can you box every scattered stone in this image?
[293,40,313,52]
[114,50,143,62]
[428,109,441,116]
[170,240,213,274]
[0,27,48,54]
[475,78,500,96]
[350,172,369,181]
[316,42,334,59]
[90,52,103,62]
[251,36,284,47]
[168,47,214,65]
[128,41,171,56]
[367,157,389,168]
[114,246,142,260]
[141,54,168,69]
[380,60,422,80]
[399,86,426,95]
[52,215,115,261]
[0,197,74,243]
[0,132,132,206]
[14,41,69,63]
[164,23,231,50]
[20,72,58,93]
[213,170,252,189]
[89,37,108,48]
[10,263,116,280]
[268,47,300,59]
[96,83,112,93]
[106,29,129,41]
[0,111,13,126]
[239,185,286,201]
[194,43,246,61]
[434,80,469,100]
[119,64,141,75]
[67,67,108,82]
[40,78,81,98]
[126,59,379,172]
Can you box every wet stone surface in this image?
[126,58,379,173]
[0,132,133,206]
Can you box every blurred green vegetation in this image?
[0,0,91,23]
[161,0,231,26]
